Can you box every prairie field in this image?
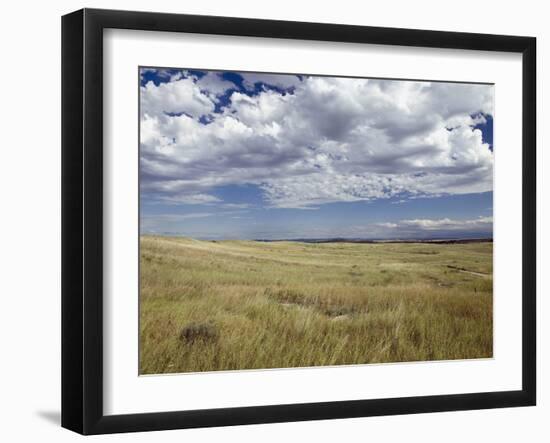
[139,235,493,374]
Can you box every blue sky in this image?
[139,68,494,240]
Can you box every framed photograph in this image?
[61,8,536,434]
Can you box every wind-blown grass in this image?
[139,236,493,374]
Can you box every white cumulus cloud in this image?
[373,216,493,237]
[140,70,493,208]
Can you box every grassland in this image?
[140,236,493,374]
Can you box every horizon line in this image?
[140,233,493,243]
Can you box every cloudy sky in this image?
[139,67,493,240]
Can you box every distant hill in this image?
[255,237,493,245]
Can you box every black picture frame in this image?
[61,8,536,435]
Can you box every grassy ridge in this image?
[140,236,493,374]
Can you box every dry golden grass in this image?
[139,235,493,374]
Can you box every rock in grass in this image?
[179,322,218,343]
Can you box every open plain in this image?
[140,235,493,374]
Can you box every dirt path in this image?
[446,265,490,278]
